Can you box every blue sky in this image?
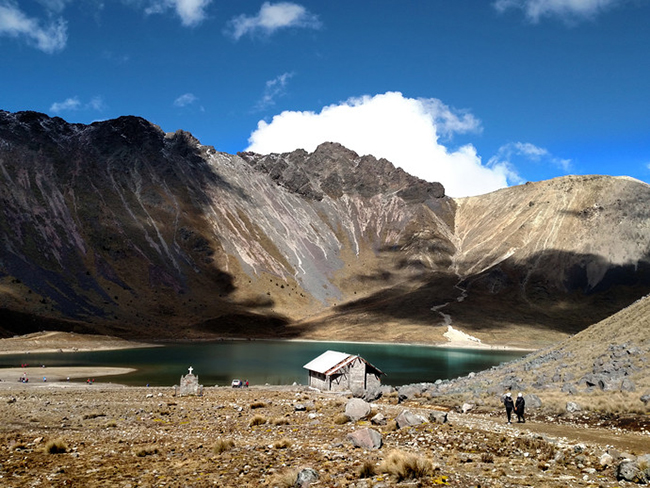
[1,0,649,196]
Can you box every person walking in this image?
[515,392,526,423]
[503,392,514,424]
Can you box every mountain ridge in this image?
[1,110,649,348]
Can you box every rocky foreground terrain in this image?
[0,383,649,488]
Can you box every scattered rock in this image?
[370,413,386,426]
[347,428,382,450]
[461,403,474,413]
[566,402,581,413]
[428,410,448,424]
[640,393,650,405]
[525,394,542,409]
[616,460,647,484]
[295,467,319,487]
[345,398,371,421]
[395,409,427,429]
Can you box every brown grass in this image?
[380,450,435,481]
[333,413,350,425]
[213,438,235,454]
[44,439,68,454]
[249,414,267,427]
[273,438,292,449]
[134,446,158,457]
[269,468,298,488]
[270,416,290,426]
[358,460,377,478]
[249,401,267,409]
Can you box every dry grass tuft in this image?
[213,438,235,454]
[134,446,159,457]
[269,468,298,488]
[333,413,350,425]
[249,414,267,427]
[481,452,494,463]
[250,401,267,409]
[83,411,106,420]
[358,460,377,478]
[270,416,290,426]
[380,449,435,481]
[273,438,292,449]
[514,436,555,461]
[44,438,68,454]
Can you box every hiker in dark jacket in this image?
[503,392,514,424]
[515,392,526,423]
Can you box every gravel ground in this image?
[1,384,647,487]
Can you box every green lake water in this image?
[0,340,526,387]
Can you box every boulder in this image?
[345,398,371,421]
[561,383,577,395]
[347,427,383,450]
[428,410,448,424]
[371,413,387,425]
[295,467,319,487]
[395,409,427,429]
[525,394,542,409]
[620,378,636,392]
[566,401,581,413]
[461,403,474,414]
[639,393,650,405]
[362,384,383,402]
[616,461,646,484]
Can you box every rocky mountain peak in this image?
[239,142,445,202]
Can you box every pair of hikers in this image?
[503,392,525,424]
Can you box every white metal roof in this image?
[303,350,352,375]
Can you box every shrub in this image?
[249,414,267,427]
[380,450,435,481]
[271,417,290,426]
[250,401,267,409]
[44,439,68,454]
[213,438,235,454]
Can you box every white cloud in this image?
[0,1,67,53]
[173,92,198,107]
[493,0,624,22]
[255,72,293,111]
[144,0,212,27]
[489,141,571,173]
[246,91,518,198]
[50,96,106,113]
[226,2,321,41]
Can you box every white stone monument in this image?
[175,366,203,397]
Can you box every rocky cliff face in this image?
[1,110,648,347]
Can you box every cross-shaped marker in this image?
[188,366,194,375]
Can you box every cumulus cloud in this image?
[0,0,67,52]
[246,91,519,197]
[144,0,212,27]
[489,141,571,173]
[225,2,321,40]
[493,0,624,22]
[255,72,294,111]
[50,96,106,113]
[173,92,198,107]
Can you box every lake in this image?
[0,340,526,387]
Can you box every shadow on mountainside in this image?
[315,249,650,338]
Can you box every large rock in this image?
[566,401,582,413]
[525,394,542,409]
[616,460,647,484]
[345,398,371,421]
[347,428,383,450]
[428,410,448,424]
[295,467,319,487]
[395,409,428,429]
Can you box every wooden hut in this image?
[303,350,384,391]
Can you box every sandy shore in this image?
[0,366,136,388]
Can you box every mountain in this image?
[1,110,649,347]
